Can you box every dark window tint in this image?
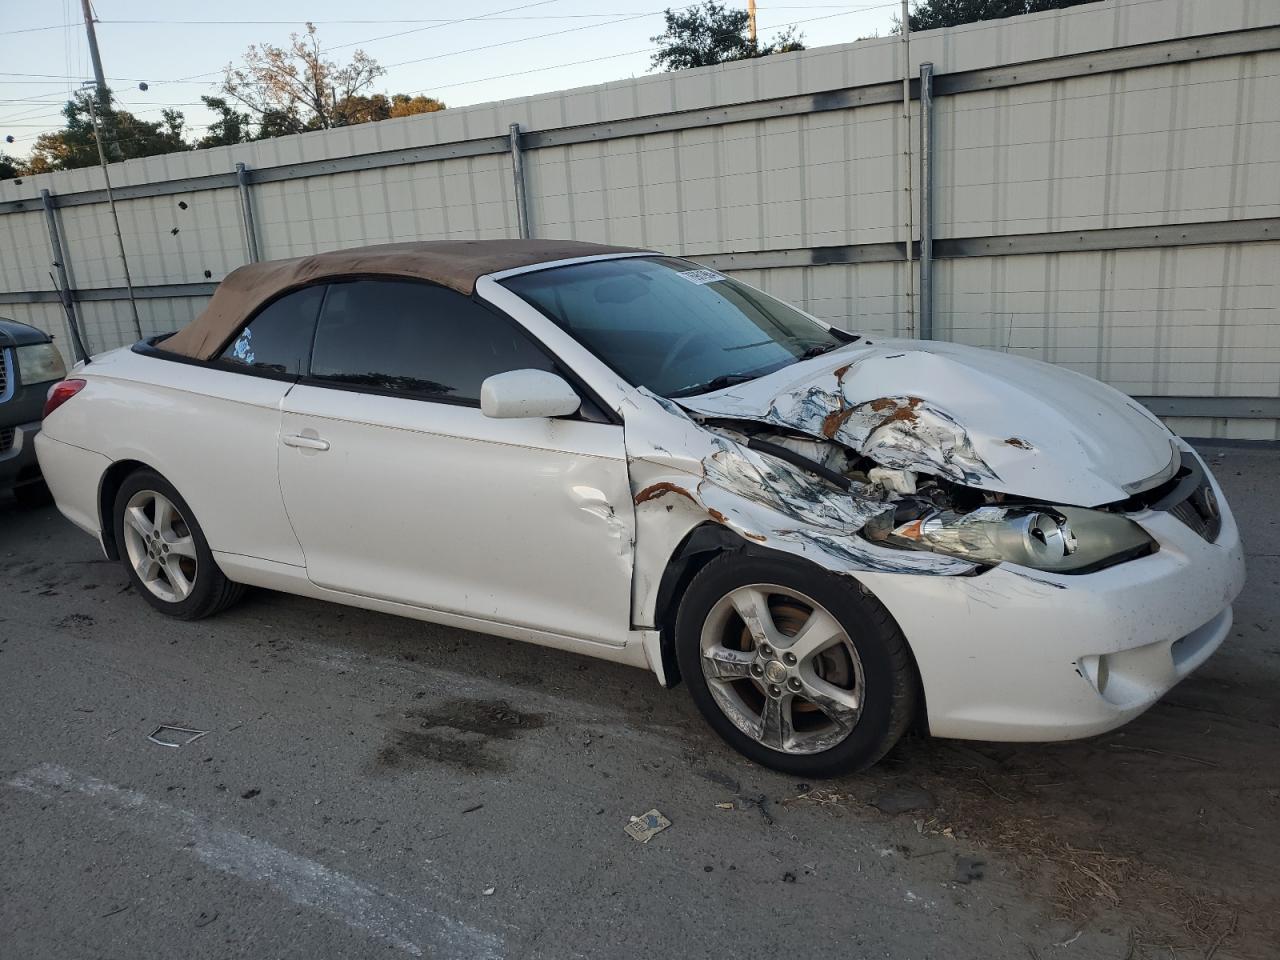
[218,285,325,376]
[501,256,848,397]
[308,279,556,404]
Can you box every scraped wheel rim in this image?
[122,490,198,603]
[699,584,864,755]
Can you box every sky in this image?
[0,1,903,158]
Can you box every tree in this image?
[387,94,447,119]
[332,92,446,126]
[24,88,187,173]
[196,96,254,148]
[906,0,1100,31]
[651,1,805,72]
[220,22,386,134]
[0,153,23,180]
[6,26,445,167]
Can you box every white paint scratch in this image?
[8,763,503,959]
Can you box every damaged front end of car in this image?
[627,343,1180,621]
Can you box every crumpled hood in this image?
[676,337,1177,507]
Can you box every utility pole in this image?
[79,0,120,160]
[747,0,758,45]
[80,0,107,92]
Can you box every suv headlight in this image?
[16,342,67,386]
[888,504,1155,573]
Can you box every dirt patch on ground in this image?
[374,697,546,773]
[788,688,1279,958]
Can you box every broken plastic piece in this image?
[868,466,917,496]
[147,724,208,748]
[624,809,671,842]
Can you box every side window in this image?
[308,279,558,405]
[218,285,325,376]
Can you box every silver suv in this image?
[1,317,67,505]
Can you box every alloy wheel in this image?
[121,489,199,603]
[699,583,865,755]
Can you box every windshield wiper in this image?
[796,341,845,360]
[667,373,759,398]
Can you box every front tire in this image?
[113,469,244,620]
[675,553,917,778]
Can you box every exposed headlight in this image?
[16,342,67,386]
[888,504,1155,573]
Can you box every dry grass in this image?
[785,739,1251,957]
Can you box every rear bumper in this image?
[34,433,111,541]
[0,420,42,489]
[857,462,1245,742]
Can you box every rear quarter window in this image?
[218,285,326,376]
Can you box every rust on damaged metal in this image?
[633,481,698,506]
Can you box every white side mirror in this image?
[480,369,581,419]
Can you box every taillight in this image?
[44,378,87,418]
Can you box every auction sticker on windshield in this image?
[678,268,726,284]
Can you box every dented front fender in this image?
[623,388,975,630]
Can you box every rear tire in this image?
[675,553,916,778]
[112,469,244,620]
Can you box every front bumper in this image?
[0,420,42,490]
[857,463,1246,742]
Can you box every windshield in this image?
[500,256,850,397]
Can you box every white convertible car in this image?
[36,240,1245,776]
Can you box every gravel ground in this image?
[1,442,1276,959]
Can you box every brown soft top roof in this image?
[159,238,648,360]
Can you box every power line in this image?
[0,1,565,85]
[3,4,896,143]
[1,3,891,86]
[403,7,893,95]
[3,5,870,34]
[94,6,870,26]
[0,22,81,37]
[366,2,892,74]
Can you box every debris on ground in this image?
[624,809,671,843]
[739,794,776,825]
[954,855,986,883]
[699,770,741,792]
[146,725,209,748]
[786,787,851,811]
[714,801,734,810]
[870,785,934,815]
[481,886,495,897]
[1051,930,1082,948]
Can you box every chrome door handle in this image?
[282,433,331,451]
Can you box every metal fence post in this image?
[508,123,532,240]
[235,162,260,263]
[40,189,89,360]
[919,61,935,340]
